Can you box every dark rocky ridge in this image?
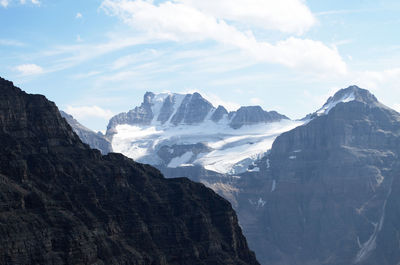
[234,86,400,264]
[0,77,259,265]
[60,110,112,155]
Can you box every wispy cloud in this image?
[316,8,374,16]
[0,39,25,46]
[1,0,40,7]
[15,63,44,75]
[33,35,151,73]
[65,105,114,120]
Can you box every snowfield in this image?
[112,118,305,174]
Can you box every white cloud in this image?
[179,0,316,35]
[65,105,114,120]
[1,0,40,7]
[76,12,83,19]
[352,68,400,91]
[15,64,44,75]
[0,0,9,7]
[101,0,347,75]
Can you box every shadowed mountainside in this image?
[0,77,259,265]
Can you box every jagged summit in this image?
[106,91,289,134]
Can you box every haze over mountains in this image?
[65,85,400,265]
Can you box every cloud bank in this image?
[101,0,347,75]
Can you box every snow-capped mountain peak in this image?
[107,91,288,135]
[308,85,379,118]
[106,91,293,174]
[316,91,355,116]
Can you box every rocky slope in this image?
[0,77,259,265]
[235,86,400,264]
[60,110,112,154]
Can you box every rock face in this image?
[106,91,288,133]
[229,106,288,129]
[235,86,400,265]
[60,110,112,155]
[106,92,155,135]
[170,93,214,125]
[0,77,259,265]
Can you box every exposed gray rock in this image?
[211,105,228,122]
[229,106,289,129]
[157,143,211,166]
[60,111,112,154]
[170,93,214,125]
[106,91,288,136]
[106,92,154,136]
[157,94,174,124]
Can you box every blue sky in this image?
[1,0,400,131]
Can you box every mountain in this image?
[0,77,259,265]
[60,110,112,155]
[234,85,400,264]
[106,91,294,174]
[68,85,400,265]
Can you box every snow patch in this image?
[316,92,355,116]
[248,167,260,172]
[249,198,266,208]
[167,151,193,168]
[271,179,276,192]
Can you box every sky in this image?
[1,0,400,132]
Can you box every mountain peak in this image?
[314,85,378,117]
[333,85,377,104]
[107,91,290,133]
